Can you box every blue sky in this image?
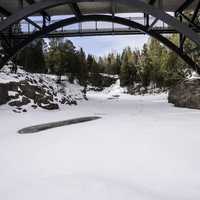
[48,13,150,57]
[70,35,149,56]
[28,13,150,57]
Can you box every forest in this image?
[15,34,199,89]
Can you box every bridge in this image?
[0,16,177,39]
[0,0,200,73]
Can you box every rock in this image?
[40,103,59,110]
[0,72,84,112]
[8,97,31,107]
[20,84,43,99]
[60,97,68,104]
[13,109,21,113]
[8,91,19,99]
[9,101,22,107]
[88,73,118,88]
[168,79,200,109]
[34,94,52,105]
[31,105,38,109]
[22,97,31,105]
[0,83,9,105]
[68,99,77,105]
[128,84,146,95]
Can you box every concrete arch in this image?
[0,0,200,47]
[2,15,199,73]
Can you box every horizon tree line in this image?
[14,34,197,88]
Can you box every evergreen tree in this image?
[140,44,152,87]
[120,47,138,87]
[17,39,46,73]
[46,38,79,82]
[147,38,165,87]
[77,48,88,86]
[87,54,102,87]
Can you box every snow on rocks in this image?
[0,66,85,112]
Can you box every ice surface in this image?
[0,91,200,200]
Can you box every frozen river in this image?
[0,93,200,200]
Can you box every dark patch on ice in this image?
[107,95,120,100]
[18,116,101,134]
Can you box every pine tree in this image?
[17,39,46,73]
[120,47,138,87]
[77,48,88,86]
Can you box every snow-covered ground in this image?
[0,92,200,200]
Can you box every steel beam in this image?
[25,17,42,30]
[0,6,11,16]
[148,17,158,30]
[191,0,200,23]
[0,28,188,39]
[69,3,82,18]
[175,0,195,15]
[0,0,200,48]
[0,5,41,30]
[1,14,199,73]
[25,0,50,21]
[180,13,200,29]
[0,32,11,48]
[146,0,157,27]
[149,0,156,5]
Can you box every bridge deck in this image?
[0,0,199,17]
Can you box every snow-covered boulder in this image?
[168,78,200,109]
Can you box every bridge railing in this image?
[15,15,170,35]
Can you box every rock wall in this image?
[0,69,84,112]
[0,80,69,112]
[88,73,118,90]
[168,79,200,109]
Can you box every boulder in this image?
[0,83,9,105]
[0,72,85,111]
[168,79,200,109]
[40,103,59,110]
[8,97,31,107]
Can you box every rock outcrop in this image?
[127,83,166,95]
[88,73,118,90]
[0,80,59,110]
[168,78,200,109]
[0,68,85,112]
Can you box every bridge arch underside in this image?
[0,0,200,73]
[1,15,200,74]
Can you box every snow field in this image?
[0,93,200,200]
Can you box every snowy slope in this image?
[0,93,200,200]
[90,79,167,99]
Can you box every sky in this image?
[70,35,149,57]
[28,12,171,57]
[29,14,151,57]
[48,13,150,57]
